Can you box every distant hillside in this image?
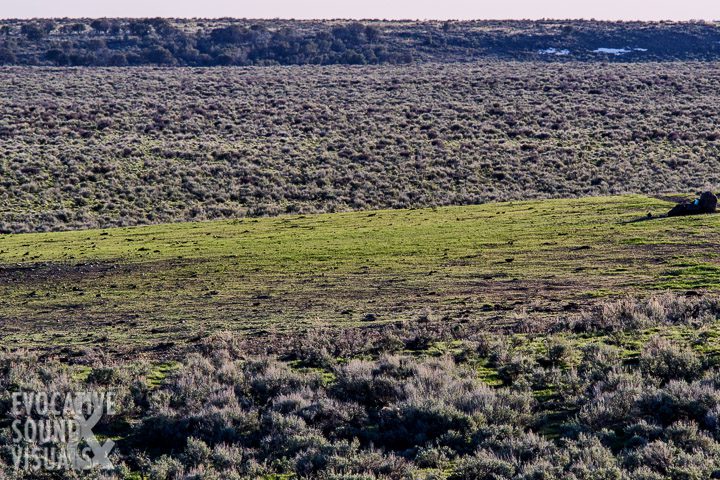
[2,63,720,233]
[0,19,719,66]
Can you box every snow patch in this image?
[538,48,570,56]
[594,48,631,55]
[593,47,648,55]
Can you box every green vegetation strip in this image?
[1,194,719,353]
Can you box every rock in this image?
[699,191,718,213]
[667,191,718,217]
[362,313,378,322]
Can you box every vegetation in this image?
[2,63,720,233]
[2,195,720,356]
[3,18,720,479]
[1,19,720,66]
[4,292,720,478]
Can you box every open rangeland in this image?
[2,194,719,357]
[3,195,720,479]
[2,64,720,233]
[4,31,720,479]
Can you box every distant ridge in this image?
[1,19,719,66]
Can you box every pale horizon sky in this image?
[3,0,719,21]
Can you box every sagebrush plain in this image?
[2,63,720,233]
[3,27,720,479]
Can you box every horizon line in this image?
[2,16,719,22]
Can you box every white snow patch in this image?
[538,48,570,56]
[593,47,648,55]
[594,47,631,55]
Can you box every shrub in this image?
[497,353,536,384]
[578,371,647,430]
[448,450,515,480]
[639,336,702,384]
[415,445,454,469]
[544,337,574,368]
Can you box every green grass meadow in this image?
[1,194,718,355]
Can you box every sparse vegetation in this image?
[0,195,719,355]
[3,292,720,478]
[2,63,720,234]
[2,16,720,480]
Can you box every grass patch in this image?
[146,361,181,388]
[0,194,719,355]
[656,263,720,289]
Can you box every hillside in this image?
[2,194,719,357]
[1,19,720,66]
[4,194,720,478]
[3,63,720,233]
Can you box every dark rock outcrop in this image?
[667,191,718,217]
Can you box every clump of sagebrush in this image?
[5,321,720,479]
[639,335,703,384]
[566,293,720,333]
[196,293,720,365]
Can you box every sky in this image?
[3,0,718,21]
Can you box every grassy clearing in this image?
[1,194,719,356]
